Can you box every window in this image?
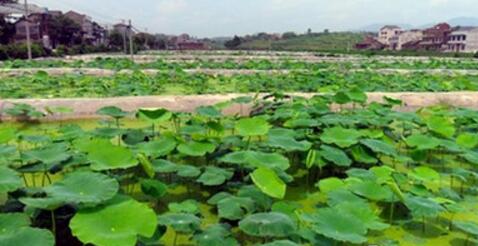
[463,35,467,41]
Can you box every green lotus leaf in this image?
[140,179,168,199]
[152,159,179,173]
[80,139,137,171]
[370,166,395,184]
[456,133,478,149]
[235,117,271,137]
[216,196,256,220]
[335,202,389,231]
[360,139,397,156]
[168,199,200,214]
[409,166,440,183]
[0,128,16,144]
[196,166,233,186]
[97,106,128,119]
[70,196,157,246]
[177,141,216,157]
[251,167,286,199]
[319,145,352,167]
[346,168,376,180]
[0,213,30,234]
[0,167,23,194]
[267,135,311,152]
[461,150,478,165]
[333,91,351,104]
[405,134,441,150]
[135,138,177,158]
[239,212,296,237]
[351,145,378,164]
[176,165,201,178]
[349,180,394,201]
[316,177,345,194]
[0,227,54,246]
[158,213,201,233]
[301,207,367,244]
[260,240,299,246]
[0,145,16,162]
[196,106,223,118]
[238,185,273,211]
[346,87,367,104]
[137,108,172,123]
[22,143,71,164]
[453,221,478,237]
[21,171,119,209]
[320,127,361,148]
[193,224,239,246]
[220,151,290,170]
[283,118,320,128]
[404,195,445,218]
[425,115,455,138]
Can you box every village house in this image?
[355,36,385,50]
[14,13,52,48]
[64,11,105,45]
[394,30,423,50]
[378,25,403,45]
[167,34,207,50]
[418,23,451,51]
[446,27,478,53]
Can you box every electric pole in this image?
[128,19,134,60]
[24,0,32,60]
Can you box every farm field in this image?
[2,51,478,246]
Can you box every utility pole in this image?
[128,19,134,60]
[24,0,32,60]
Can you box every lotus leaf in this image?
[0,227,54,246]
[235,117,271,137]
[0,167,23,194]
[176,165,201,178]
[425,115,455,138]
[79,139,137,171]
[157,213,201,233]
[404,195,445,218]
[239,212,296,237]
[453,221,478,237]
[140,179,168,199]
[177,141,216,157]
[168,200,200,214]
[319,145,352,167]
[70,196,157,246]
[349,180,394,201]
[316,177,345,194]
[97,106,128,119]
[220,151,290,170]
[405,134,441,150]
[216,196,256,220]
[137,108,172,123]
[193,224,239,246]
[456,133,478,149]
[251,167,286,199]
[320,127,361,148]
[360,139,397,156]
[197,166,233,186]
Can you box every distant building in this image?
[14,13,52,48]
[64,11,95,43]
[378,25,403,45]
[355,36,385,50]
[419,23,451,51]
[394,30,423,50]
[446,27,478,53]
[167,34,208,50]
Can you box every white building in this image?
[378,25,403,45]
[446,27,478,53]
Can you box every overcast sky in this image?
[32,0,478,37]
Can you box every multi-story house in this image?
[418,23,451,51]
[14,13,52,48]
[378,25,403,46]
[64,11,95,44]
[394,30,423,50]
[446,27,478,53]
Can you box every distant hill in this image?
[447,17,478,27]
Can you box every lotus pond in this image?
[2,92,478,246]
[2,70,478,99]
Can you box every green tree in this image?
[108,31,124,50]
[0,17,15,44]
[224,36,242,49]
[282,32,297,39]
[47,14,82,47]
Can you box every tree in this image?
[282,32,297,39]
[307,28,312,35]
[47,14,82,48]
[224,36,242,49]
[0,16,15,44]
[0,0,18,3]
[324,29,330,34]
[108,31,124,50]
